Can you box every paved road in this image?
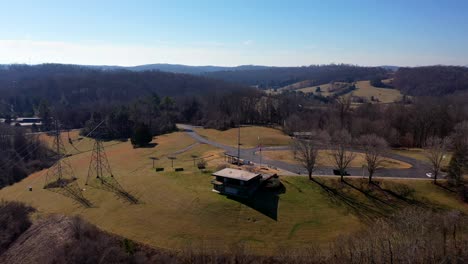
[177,124,433,179]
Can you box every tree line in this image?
[0,125,53,188]
[204,64,389,88]
[292,122,467,194]
[393,65,468,96]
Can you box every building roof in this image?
[293,132,314,136]
[12,122,43,127]
[212,168,260,181]
[15,117,42,121]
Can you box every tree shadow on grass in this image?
[371,180,455,212]
[369,181,430,209]
[135,143,158,149]
[227,183,286,221]
[311,178,392,221]
[342,180,396,208]
[434,181,458,193]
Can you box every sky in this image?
[0,0,467,67]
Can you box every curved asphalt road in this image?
[177,124,433,179]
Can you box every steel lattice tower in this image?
[43,120,91,207]
[44,121,77,188]
[85,135,138,204]
[86,139,114,184]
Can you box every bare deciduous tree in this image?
[291,131,329,180]
[358,134,389,183]
[335,95,352,129]
[448,121,468,186]
[424,136,450,184]
[330,130,356,182]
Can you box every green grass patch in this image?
[1,132,466,255]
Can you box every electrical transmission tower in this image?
[86,136,138,204]
[44,120,91,207]
[86,139,114,183]
[44,120,76,188]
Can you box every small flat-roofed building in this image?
[10,117,42,127]
[211,168,262,198]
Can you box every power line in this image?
[10,120,105,202]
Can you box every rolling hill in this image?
[89,64,271,75]
[0,63,249,104]
[393,66,468,96]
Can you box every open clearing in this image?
[297,82,350,96]
[262,150,412,169]
[194,126,292,148]
[391,148,452,167]
[266,80,404,104]
[1,132,466,255]
[352,80,403,103]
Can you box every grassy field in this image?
[1,131,466,255]
[297,82,349,96]
[38,130,130,156]
[194,126,292,148]
[391,148,452,167]
[262,150,412,169]
[351,80,403,103]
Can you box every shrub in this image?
[131,123,153,147]
[197,159,207,170]
[0,201,35,255]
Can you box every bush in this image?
[197,159,207,169]
[131,123,153,147]
[0,201,35,255]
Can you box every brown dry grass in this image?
[1,132,466,255]
[262,150,412,169]
[351,80,403,103]
[391,148,452,167]
[194,126,291,148]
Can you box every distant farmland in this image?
[351,80,403,103]
[268,79,404,104]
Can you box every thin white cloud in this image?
[243,40,253,46]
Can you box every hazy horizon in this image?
[1,0,467,67]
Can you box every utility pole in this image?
[54,120,63,183]
[168,156,176,168]
[191,154,198,166]
[237,122,241,166]
[149,157,157,168]
[258,136,262,167]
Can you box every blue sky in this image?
[0,0,467,66]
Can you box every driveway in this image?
[177,124,432,179]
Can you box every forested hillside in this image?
[0,125,52,188]
[394,66,468,96]
[0,64,247,115]
[203,64,389,88]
